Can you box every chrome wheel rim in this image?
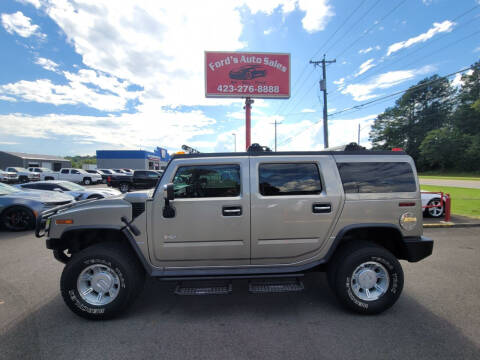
[77,264,120,306]
[120,184,129,192]
[351,261,390,301]
[428,199,443,217]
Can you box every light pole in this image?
[232,133,236,152]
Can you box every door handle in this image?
[312,203,331,213]
[222,206,242,216]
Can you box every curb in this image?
[424,222,480,228]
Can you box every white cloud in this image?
[242,0,334,32]
[301,108,316,113]
[387,20,455,56]
[342,65,435,101]
[297,0,334,33]
[0,110,216,152]
[355,58,375,77]
[422,0,433,5]
[0,95,17,102]
[16,0,42,9]
[333,77,345,90]
[451,70,474,88]
[35,57,59,72]
[474,46,480,53]
[1,11,45,38]
[263,27,273,35]
[358,47,373,54]
[0,141,19,145]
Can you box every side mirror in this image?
[163,183,174,201]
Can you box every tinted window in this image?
[146,171,159,178]
[173,164,240,198]
[135,171,146,176]
[71,170,80,174]
[337,162,416,193]
[259,163,322,196]
[22,183,39,189]
[61,169,69,174]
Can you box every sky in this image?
[0,0,479,156]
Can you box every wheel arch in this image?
[326,224,408,262]
[50,227,152,273]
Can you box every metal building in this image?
[96,147,170,170]
[0,151,71,171]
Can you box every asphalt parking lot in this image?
[0,227,479,360]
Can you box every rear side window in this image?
[259,163,322,196]
[61,169,69,174]
[337,162,416,193]
[173,164,240,198]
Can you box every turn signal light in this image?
[55,219,73,225]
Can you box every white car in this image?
[5,167,40,183]
[0,169,19,183]
[58,168,102,185]
[16,180,121,200]
[28,167,60,181]
[421,191,448,218]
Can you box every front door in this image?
[250,155,342,265]
[149,157,251,268]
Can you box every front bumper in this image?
[403,236,433,262]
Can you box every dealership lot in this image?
[0,227,479,360]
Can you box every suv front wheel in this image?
[60,243,145,320]
[327,241,404,314]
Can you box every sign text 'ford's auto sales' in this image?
[205,51,290,98]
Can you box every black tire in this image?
[19,175,28,183]
[327,241,404,315]
[60,243,145,320]
[1,206,36,231]
[425,198,444,218]
[119,183,130,193]
[83,177,92,185]
[45,176,54,181]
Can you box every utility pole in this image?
[270,120,282,151]
[310,54,335,148]
[244,97,254,150]
[232,133,236,152]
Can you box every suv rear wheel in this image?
[60,243,145,320]
[327,241,404,314]
[83,177,92,185]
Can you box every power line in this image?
[334,0,408,60]
[328,66,474,118]
[329,5,480,101]
[323,0,382,55]
[271,0,371,119]
[279,66,475,148]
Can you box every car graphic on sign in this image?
[229,65,267,80]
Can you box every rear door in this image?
[149,156,250,268]
[249,155,343,265]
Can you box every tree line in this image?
[369,60,480,172]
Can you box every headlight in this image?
[399,212,417,231]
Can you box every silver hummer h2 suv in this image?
[36,149,433,320]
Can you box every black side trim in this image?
[403,236,433,262]
[121,228,154,275]
[131,202,145,219]
[151,259,325,278]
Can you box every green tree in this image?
[452,61,480,135]
[370,75,454,161]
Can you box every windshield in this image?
[0,183,21,195]
[59,182,85,191]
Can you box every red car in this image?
[229,65,267,80]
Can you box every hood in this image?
[89,188,122,197]
[6,190,74,203]
[123,190,151,203]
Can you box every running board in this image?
[174,281,232,296]
[249,278,304,293]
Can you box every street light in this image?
[232,133,236,152]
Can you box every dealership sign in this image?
[205,51,290,99]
